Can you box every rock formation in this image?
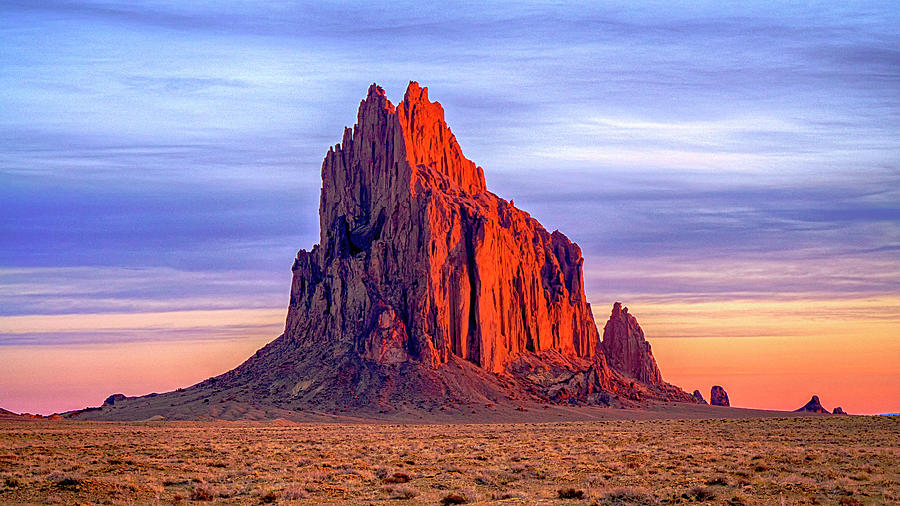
[692,390,708,404]
[286,82,600,372]
[104,394,128,405]
[66,82,693,421]
[0,408,63,420]
[795,395,829,413]
[832,406,847,415]
[710,385,730,406]
[601,303,664,385]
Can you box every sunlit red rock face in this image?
[67,82,693,420]
[287,82,600,373]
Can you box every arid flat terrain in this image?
[1,415,897,504]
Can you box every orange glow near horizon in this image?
[0,308,287,334]
[1,297,897,416]
[0,337,274,416]
[629,297,900,415]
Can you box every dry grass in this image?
[0,416,897,504]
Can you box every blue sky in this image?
[1,1,898,350]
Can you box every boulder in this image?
[710,385,730,406]
[692,390,708,404]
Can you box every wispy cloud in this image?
[1,0,898,351]
[596,296,900,340]
[584,256,900,306]
[0,267,290,316]
[0,307,284,341]
[121,76,249,94]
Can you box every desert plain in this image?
[1,411,897,505]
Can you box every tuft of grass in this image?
[190,484,215,501]
[558,487,585,499]
[383,484,419,499]
[599,486,657,505]
[47,472,81,491]
[491,490,527,500]
[726,493,748,505]
[705,475,729,486]
[384,471,411,483]
[441,492,470,505]
[281,486,309,500]
[683,485,716,502]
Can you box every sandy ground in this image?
[0,410,897,505]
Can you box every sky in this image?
[1,0,898,415]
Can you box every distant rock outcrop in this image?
[65,82,694,421]
[104,394,128,405]
[832,406,847,415]
[795,395,829,413]
[601,303,664,386]
[710,386,730,406]
[0,408,61,421]
[692,390,708,404]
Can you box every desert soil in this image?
[1,415,897,505]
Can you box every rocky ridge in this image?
[0,408,20,420]
[0,408,62,420]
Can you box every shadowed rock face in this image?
[65,82,693,421]
[601,303,664,385]
[693,390,708,404]
[796,395,829,413]
[711,385,730,406]
[104,394,128,405]
[832,406,847,415]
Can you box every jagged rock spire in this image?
[398,82,486,194]
[601,302,664,385]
